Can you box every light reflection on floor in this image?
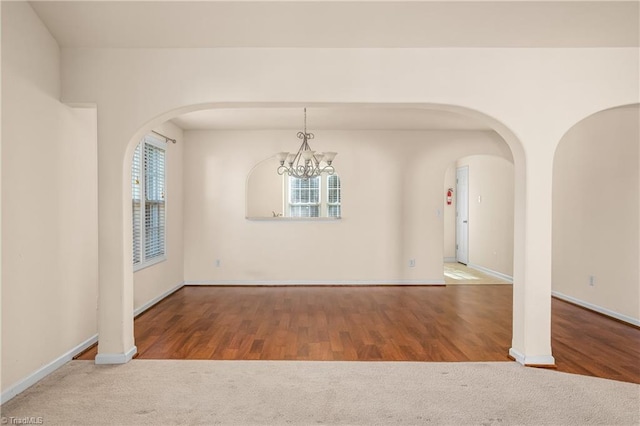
[444,263,511,285]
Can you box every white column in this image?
[509,140,556,366]
[95,127,137,364]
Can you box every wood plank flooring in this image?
[552,297,640,383]
[77,285,640,384]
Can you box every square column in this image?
[510,142,555,366]
[95,130,137,364]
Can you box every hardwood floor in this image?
[77,285,640,384]
[552,297,640,383]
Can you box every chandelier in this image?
[276,108,337,179]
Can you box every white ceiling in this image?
[171,107,492,130]
[30,1,639,48]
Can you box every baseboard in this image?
[1,333,98,405]
[134,282,185,317]
[509,348,556,367]
[551,291,640,327]
[443,257,457,263]
[1,282,185,405]
[183,279,446,286]
[95,346,138,365]
[467,263,513,283]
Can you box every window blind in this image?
[327,175,341,218]
[289,176,321,217]
[144,143,165,260]
[132,144,142,264]
[132,136,166,267]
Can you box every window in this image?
[327,175,341,218]
[289,176,321,217]
[132,135,166,269]
[287,174,341,218]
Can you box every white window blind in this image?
[287,174,341,218]
[327,175,341,218]
[132,144,142,264]
[289,176,321,217]
[132,136,166,268]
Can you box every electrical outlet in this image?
[409,259,416,268]
[588,275,595,287]
[215,259,221,267]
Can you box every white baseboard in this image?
[1,333,98,405]
[467,263,513,283]
[184,279,446,286]
[509,348,556,366]
[95,346,138,365]
[1,281,185,404]
[134,282,185,317]
[443,257,457,263]
[552,291,640,327]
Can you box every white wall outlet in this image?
[588,275,595,286]
[409,259,416,267]
[215,259,221,267]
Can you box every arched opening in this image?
[551,104,639,380]
[101,102,531,363]
[443,155,514,285]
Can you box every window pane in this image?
[328,175,341,203]
[327,175,341,218]
[145,202,165,259]
[145,144,165,201]
[289,205,320,217]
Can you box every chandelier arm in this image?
[320,165,335,175]
[277,165,290,176]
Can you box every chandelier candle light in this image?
[276,108,337,180]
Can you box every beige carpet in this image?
[2,360,638,425]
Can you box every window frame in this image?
[132,134,167,271]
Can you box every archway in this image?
[443,154,514,285]
[550,103,639,379]
[97,102,539,365]
[552,104,639,324]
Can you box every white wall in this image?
[552,105,639,323]
[1,2,98,394]
[457,155,514,277]
[57,38,638,363]
[246,156,283,218]
[133,121,184,311]
[183,129,511,284]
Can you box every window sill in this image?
[245,217,341,222]
[133,255,167,272]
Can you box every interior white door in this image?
[456,166,469,265]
